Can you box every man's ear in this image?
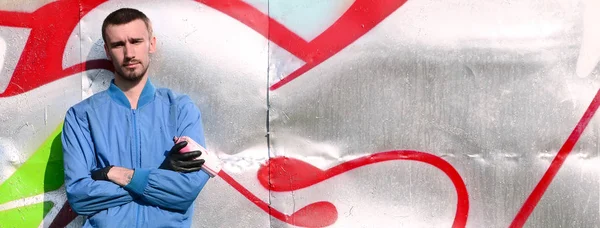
[149,36,157,54]
[104,43,112,61]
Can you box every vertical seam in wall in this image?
[266,0,272,227]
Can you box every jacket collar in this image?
[107,78,156,109]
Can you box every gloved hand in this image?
[159,140,205,173]
[91,165,114,181]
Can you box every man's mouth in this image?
[123,62,140,68]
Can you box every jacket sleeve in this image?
[62,108,134,216]
[123,98,210,213]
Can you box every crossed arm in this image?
[92,140,205,187]
[62,102,210,216]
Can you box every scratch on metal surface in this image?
[44,105,47,125]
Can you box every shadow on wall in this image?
[43,133,63,225]
[46,131,78,228]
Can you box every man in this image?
[62,8,210,227]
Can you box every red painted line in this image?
[269,63,313,91]
[268,0,409,90]
[227,150,469,227]
[510,88,600,228]
[0,11,32,27]
[219,171,339,227]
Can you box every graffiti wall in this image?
[0,0,599,227]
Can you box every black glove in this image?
[91,165,114,181]
[159,141,205,173]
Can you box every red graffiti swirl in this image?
[0,0,111,97]
[250,151,469,227]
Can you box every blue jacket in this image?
[61,79,210,227]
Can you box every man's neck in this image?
[114,75,147,110]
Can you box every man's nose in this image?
[124,43,135,59]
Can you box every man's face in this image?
[103,19,156,82]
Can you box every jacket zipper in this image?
[133,110,141,228]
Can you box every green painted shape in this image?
[0,201,53,228]
[0,124,64,204]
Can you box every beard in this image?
[115,61,149,82]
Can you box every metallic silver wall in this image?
[0,0,599,227]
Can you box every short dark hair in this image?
[102,8,152,43]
